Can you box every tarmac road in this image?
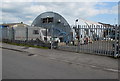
[2,49,118,79]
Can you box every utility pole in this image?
[77,25,80,52]
[119,25,120,57]
[26,27,28,42]
[75,19,78,28]
[114,18,119,58]
[114,25,118,57]
[12,27,15,41]
[51,25,53,49]
[46,28,47,43]
[75,19,80,52]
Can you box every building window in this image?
[33,30,39,34]
[42,17,53,23]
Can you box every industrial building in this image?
[0,22,29,41]
[0,22,29,28]
[0,12,116,45]
[32,11,73,43]
[73,18,116,45]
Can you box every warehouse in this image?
[73,18,105,44]
[0,22,29,41]
[31,11,73,43]
[0,22,29,28]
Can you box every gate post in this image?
[26,27,28,41]
[77,25,80,52]
[114,25,119,58]
[118,25,120,57]
[12,27,15,42]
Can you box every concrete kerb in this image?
[1,47,27,53]
[1,43,119,73]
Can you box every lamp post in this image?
[50,14,54,50]
[51,25,53,49]
[75,19,80,52]
[75,19,78,28]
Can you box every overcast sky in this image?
[1,0,119,25]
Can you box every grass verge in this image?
[2,41,48,49]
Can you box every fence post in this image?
[77,25,80,52]
[51,25,53,49]
[114,25,118,58]
[118,25,120,57]
[12,27,15,42]
[26,27,28,41]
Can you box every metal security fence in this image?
[1,25,120,57]
[1,27,51,48]
[58,25,120,57]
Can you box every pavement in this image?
[2,49,118,79]
[1,43,119,73]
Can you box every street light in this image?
[75,19,80,52]
[75,19,78,28]
[50,14,54,49]
[75,19,79,39]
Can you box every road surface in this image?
[2,48,118,79]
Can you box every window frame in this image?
[33,30,39,34]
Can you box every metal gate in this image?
[58,25,120,57]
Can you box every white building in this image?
[73,18,104,44]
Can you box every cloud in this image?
[1,2,118,25]
[2,12,20,23]
[24,5,47,14]
[1,0,119,2]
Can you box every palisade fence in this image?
[58,25,120,57]
[0,27,51,48]
[0,25,120,57]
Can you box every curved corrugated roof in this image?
[77,18,102,25]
